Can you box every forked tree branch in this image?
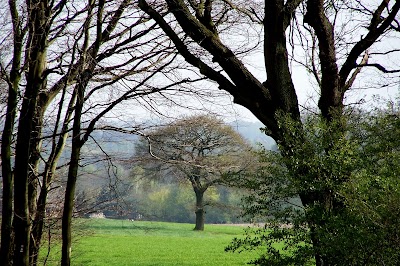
[343,51,369,91]
[339,1,400,89]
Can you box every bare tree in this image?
[134,115,254,230]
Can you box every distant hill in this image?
[229,120,277,150]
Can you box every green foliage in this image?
[229,107,400,265]
[226,147,315,265]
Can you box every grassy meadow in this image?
[42,219,260,265]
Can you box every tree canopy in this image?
[133,115,255,230]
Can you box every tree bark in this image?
[13,72,39,266]
[27,102,46,266]
[12,1,50,264]
[1,77,18,266]
[1,1,24,263]
[193,188,205,231]
[264,1,300,119]
[61,137,81,266]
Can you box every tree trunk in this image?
[193,189,205,231]
[61,122,82,266]
[61,1,107,261]
[0,82,18,266]
[12,1,49,264]
[61,70,90,266]
[28,94,53,265]
[30,187,48,266]
[61,139,82,266]
[13,58,45,266]
[13,81,38,266]
[1,2,24,263]
[27,111,44,266]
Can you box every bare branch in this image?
[339,1,400,89]
[358,63,400,73]
[138,0,238,97]
[343,50,369,91]
[220,0,263,24]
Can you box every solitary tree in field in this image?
[139,0,400,264]
[134,115,254,230]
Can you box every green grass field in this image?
[42,219,259,265]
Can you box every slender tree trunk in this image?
[30,187,48,266]
[1,84,18,265]
[60,135,81,265]
[61,135,82,265]
[61,141,82,266]
[27,114,42,266]
[1,2,24,263]
[61,72,88,266]
[193,188,205,231]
